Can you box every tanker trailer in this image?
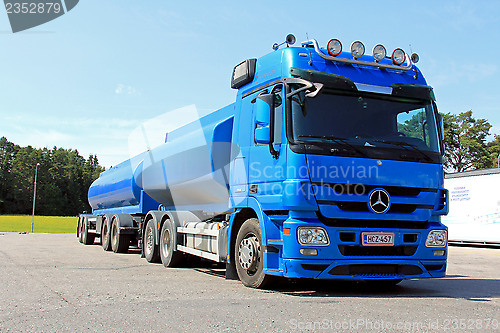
[79,35,448,288]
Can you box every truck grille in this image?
[311,183,437,197]
[317,213,428,229]
[312,182,438,225]
[330,201,433,214]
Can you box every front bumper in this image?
[280,258,446,280]
[263,217,447,280]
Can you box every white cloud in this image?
[115,83,140,96]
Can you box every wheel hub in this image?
[238,236,260,271]
[162,229,171,256]
[146,228,154,255]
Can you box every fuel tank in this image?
[88,104,236,214]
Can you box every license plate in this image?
[362,232,394,246]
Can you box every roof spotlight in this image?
[372,44,387,62]
[411,53,419,63]
[327,39,342,57]
[350,41,365,59]
[392,48,406,66]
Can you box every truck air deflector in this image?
[391,84,435,101]
[302,39,413,71]
[290,67,434,101]
[290,68,356,91]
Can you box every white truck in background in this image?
[443,168,500,246]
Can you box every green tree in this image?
[0,137,104,215]
[0,137,20,212]
[442,110,492,172]
[475,134,500,169]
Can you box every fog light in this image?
[300,248,318,255]
[297,227,330,246]
[426,230,447,247]
[434,250,446,256]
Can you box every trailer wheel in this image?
[159,219,183,267]
[111,217,130,253]
[235,218,274,288]
[81,217,95,245]
[101,221,112,251]
[144,219,160,263]
[77,217,83,243]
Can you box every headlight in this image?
[372,44,386,62]
[392,48,406,65]
[297,227,330,246]
[327,38,342,56]
[426,230,447,247]
[350,41,365,59]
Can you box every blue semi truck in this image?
[78,35,449,288]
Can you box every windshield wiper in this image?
[373,139,434,162]
[298,135,369,157]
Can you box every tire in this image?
[77,217,83,243]
[101,220,112,251]
[82,217,95,245]
[144,219,160,263]
[235,218,274,288]
[111,217,130,253]
[159,219,184,267]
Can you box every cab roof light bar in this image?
[302,39,414,71]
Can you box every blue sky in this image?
[1,1,499,168]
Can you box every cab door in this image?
[248,84,287,210]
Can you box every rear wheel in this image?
[159,219,183,267]
[81,217,95,245]
[235,218,274,288]
[111,218,130,253]
[101,221,112,251]
[144,219,160,263]
[77,217,83,243]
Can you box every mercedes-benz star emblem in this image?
[368,189,391,214]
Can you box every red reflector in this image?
[283,228,290,235]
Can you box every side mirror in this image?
[255,126,271,144]
[438,114,444,141]
[254,94,273,125]
[253,93,274,144]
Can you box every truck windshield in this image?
[289,88,442,162]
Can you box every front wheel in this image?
[235,218,274,288]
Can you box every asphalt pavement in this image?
[0,233,499,332]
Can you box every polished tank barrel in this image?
[88,158,144,210]
[88,104,236,214]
